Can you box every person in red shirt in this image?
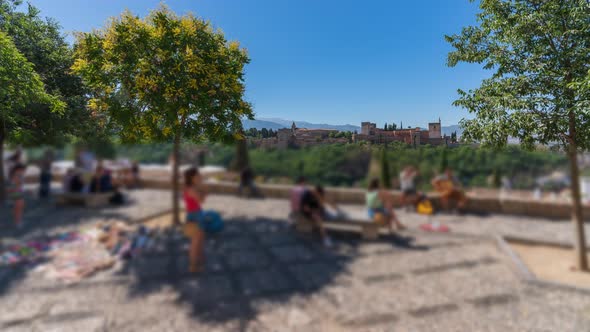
[183,167,207,273]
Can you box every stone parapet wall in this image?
[31,173,589,220]
[140,179,590,221]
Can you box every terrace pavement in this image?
[0,189,589,331]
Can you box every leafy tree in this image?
[451,131,457,143]
[0,0,102,146]
[73,6,253,224]
[447,0,590,269]
[297,160,305,176]
[391,123,397,131]
[384,123,388,131]
[345,131,353,143]
[261,128,269,139]
[0,31,65,201]
[439,148,448,173]
[246,128,258,138]
[380,147,392,189]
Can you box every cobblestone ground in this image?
[1,190,590,331]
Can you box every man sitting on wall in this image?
[400,165,421,208]
[431,168,467,212]
[90,166,114,193]
[289,176,307,220]
[300,185,334,247]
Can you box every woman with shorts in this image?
[183,167,207,273]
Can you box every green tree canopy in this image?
[72,6,253,223]
[447,0,590,269]
[380,147,392,189]
[0,31,65,200]
[0,0,99,146]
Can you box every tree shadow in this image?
[116,215,431,328]
[0,190,170,295]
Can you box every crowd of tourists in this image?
[3,147,469,276]
[2,149,141,229]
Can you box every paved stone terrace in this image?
[1,190,590,331]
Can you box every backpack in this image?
[198,210,224,234]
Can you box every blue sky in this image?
[29,0,487,128]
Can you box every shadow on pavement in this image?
[117,215,430,328]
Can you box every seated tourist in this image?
[69,170,85,193]
[238,167,260,197]
[90,166,114,193]
[300,185,334,247]
[431,168,467,212]
[366,178,406,233]
[400,165,421,208]
[62,168,74,193]
[289,176,307,219]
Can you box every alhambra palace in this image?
[249,119,450,149]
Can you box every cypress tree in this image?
[380,148,392,189]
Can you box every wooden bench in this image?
[55,192,113,208]
[293,213,385,240]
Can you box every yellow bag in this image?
[417,199,434,215]
[373,212,387,225]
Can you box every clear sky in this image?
[28,0,487,128]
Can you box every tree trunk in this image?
[568,142,588,271]
[172,132,181,226]
[0,131,5,204]
[568,109,588,271]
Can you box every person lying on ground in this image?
[300,185,334,247]
[431,168,467,212]
[183,167,208,273]
[366,178,406,233]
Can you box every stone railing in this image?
[143,179,589,221]
[27,173,589,220]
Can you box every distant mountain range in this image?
[242,118,361,132]
[243,118,463,136]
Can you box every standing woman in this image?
[183,167,207,273]
[7,164,26,229]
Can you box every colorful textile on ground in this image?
[0,232,80,267]
[420,222,450,233]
